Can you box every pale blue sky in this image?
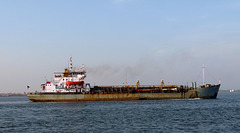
[0,0,240,93]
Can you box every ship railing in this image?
[95,85,179,88]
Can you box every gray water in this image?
[0,93,240,133]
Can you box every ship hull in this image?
[28,92,193,102]
[27,86,220,102]
[196,85,220,99]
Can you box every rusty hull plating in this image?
[27,58,220,102]
[27,84,220,102]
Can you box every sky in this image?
[0,0,240,93]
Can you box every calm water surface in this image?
[0,93,240,133]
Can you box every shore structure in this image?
[27,57,220,102]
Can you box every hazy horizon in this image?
[1,0,240,93]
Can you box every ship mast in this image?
[70,56,73,71]
[202,64,205,85]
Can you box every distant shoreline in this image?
[219,90,240,93]
[0,93,27,97]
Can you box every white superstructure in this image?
[41,57,87,93]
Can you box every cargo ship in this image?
[27,57,220,102]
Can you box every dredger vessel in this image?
[27,57,220,102]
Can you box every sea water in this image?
[0,93,240,133]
